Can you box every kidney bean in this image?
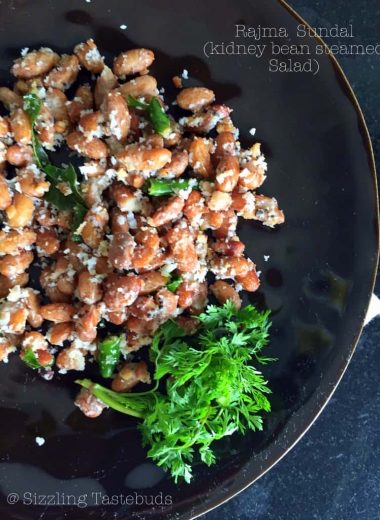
[210,280,241,309]
[177,87,215,112]
[113,48,155,77]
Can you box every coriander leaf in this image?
[148,98,171,137]
[145,178,196,196]
[98,335,122,378]
[166,276,183,293]
[22,348,52,369]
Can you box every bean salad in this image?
[0,40,284,417]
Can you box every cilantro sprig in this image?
[77,301,275,483]
[23,92,87,234]
[127,95,171,137]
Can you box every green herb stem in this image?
[76,301,274,483]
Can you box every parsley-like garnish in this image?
[127,95,171,137]
[77,301,275,483]
[23,92,87,234]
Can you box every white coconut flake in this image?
[109,109,122,140]
[120,24,127,30]
[7,285,28,302]
[181,69,189,79]
[72,338,95,351]
[264,255,270,262]
[21,47,29,57]
[117,214,127,226]
[42,371,54,381]
[160,258,178,277]
[175,178,198,200]
[79,163,98,179]
[85,47,102,63]
[35,437,45,447]
[249,128,256,136]
[126,211,137,229]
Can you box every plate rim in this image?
[0,2,377,518]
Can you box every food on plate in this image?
[0,40,284,481]
[78,301,273,483]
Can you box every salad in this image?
[0,40,284,481]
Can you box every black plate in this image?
[0,1,378,519]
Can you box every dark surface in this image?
[0,1,377,519]
[205,1,380,519]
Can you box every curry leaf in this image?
[23,93,88,234]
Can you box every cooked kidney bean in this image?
[113,48,155,77]
[177,87,215,112]
[0,39,284,392]
[40,303,75,323]
[210,280,242,309]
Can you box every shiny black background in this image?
[0,1,377,519]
